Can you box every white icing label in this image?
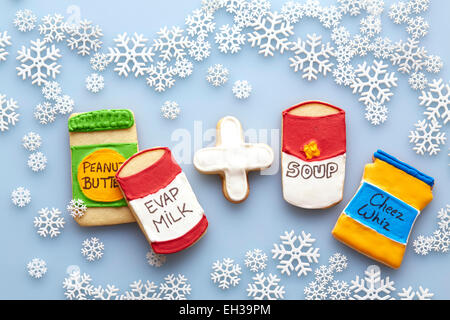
[282,152,346,209]
[128,172,204,243]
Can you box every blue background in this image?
[0,0,449,299]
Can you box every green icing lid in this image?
[68,109,134,132]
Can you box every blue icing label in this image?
[344,182,419,244]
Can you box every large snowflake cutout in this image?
[409,119,446,156]
[211,258,242,289]
[289,34,335,81]
[92,285,120,300]
[272,230,320,277]
[38,14,67,43]
[185,9,215,41]
[215,24,246,54]
[34,207,65,238]
[0,94,20,132]
[81,237,104,261]
[247,11,294,57]
[247,273,285,300]
[0,31,12,62]
[398,286,434,300]
[351,60,398,106]
[159,274,191,300]
[391,38,427,74]
[419,79,449,125]
[153,26,191,61]
[350,265,396,300]
[16,39,62,87]
[108,32,154,78]
[67,19,103,56]
[244,249,268,272]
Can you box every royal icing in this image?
[71,143,138,207]
[193,116,274,203]
[116,147,208,254]
[332,150,434,269]
[68,109,134,132]
[282,101,346,209]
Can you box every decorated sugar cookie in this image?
[115,147,208,254]
[193,116,274,203]
[332,150,434,269]
[282,101,346,209]
[68,109,138,226]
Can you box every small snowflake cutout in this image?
[244,249,268,272]
[146,251,166,267]
[146,61,177,92]
[0,94,20,132]
[28,152,47,172]
[54,95,74,115]
[409,119,446,156]
[247,272,285,300]
[211,258,242,290]
[38,14,67,43]
[14,9,37,32]
[11,187,31,207]
[215,24,246,54]
[161,101,180,120]
[67,19,103,56]
[81,237,104,261]
[22,132,42,151]
[63,270,94,300]
[175,58,193,78]
[350,265,395,300]
[365,102,388,125]
[90,53,110,72]
[232,80,252,99]
[41,81,62,101]
[159,274,191,300]
[206,64,229,87]
[27,258,47,279]
[34,102,56,124]
[121,280,161,300]
[0,31,12,62]
[66,199,87,218]
[34,207,65,238]
[86,73,105,93]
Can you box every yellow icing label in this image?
[77,148,126,202]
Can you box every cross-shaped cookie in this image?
[193,116,274,203]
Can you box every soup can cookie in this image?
[281,101,346,209]
[332,150,434,269]
[116,147,208,254]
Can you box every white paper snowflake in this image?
[370,37,394,60]
[425,55,443,74]
[22,132,42,151]
[41,81,62,101]
[108,32,154,78]
[351,60,398,106]
[161,100,180,120]
[391,38,427,74]
[27,258,47,279]
[304,0,322,18]
[28,152,47,172]
[314,265,334,284]
[91,285,120,300]
[304,280,327,300]
[246,0,272,24]
[338,0,365,16]
[63,270,94,300]
[188,38,211,62]
[327,280,351,300]
[247,11,293,57]
[146,251,166,267]
[215,24,246,54]
[247,273,285,300]
[409,119,446,156]
[0,31,12,62]
[34,207,65,238]
[86,73,105,93]
[0,94,19,132]
[211,258,242,290]
[408,0,430,14]
[280,1,304,24]
[153,26,191,62]
[16,39,62,87]
[81,237,104,261]
[34,102,56,124]
[333,63,355,87]
[244,249,268,272]
[365,0,385,16]
[159,274,191,300]
[398,286,434,300]
[350,265,396,300]
[226,0,245,14]
[431,229,450,253]
[54,94,74,114]
[419,79,449,124]
[14,9,37,32]
[175,58,193,78]
[90,53,110,72]
[202,0,227,13]
[437,205,450,231]
[388,1,411,24]
[271,230,320,277]
[11,187,31,207]
[146,62,177,92]
[413,235,434,255]
[360,15,382,38]
[319,5,342,29]
[185,8,216,41]
[206,64,229,87]
[67,19,103,56]
[121,280,161,300]
[409,72,428,91]
[365,102,389,125]
[335,44,356,65]
[38,14,67,43]
[289,34,335,81]
[66,199,87,218]
[406,16,429,39]
[328,253,348,273]
[232,80,252,99]
[331,26,350,46]
[351,34,370,56]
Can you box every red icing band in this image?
[115,147,182,201]
[282,101,346,162]
[151,214,208,254]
